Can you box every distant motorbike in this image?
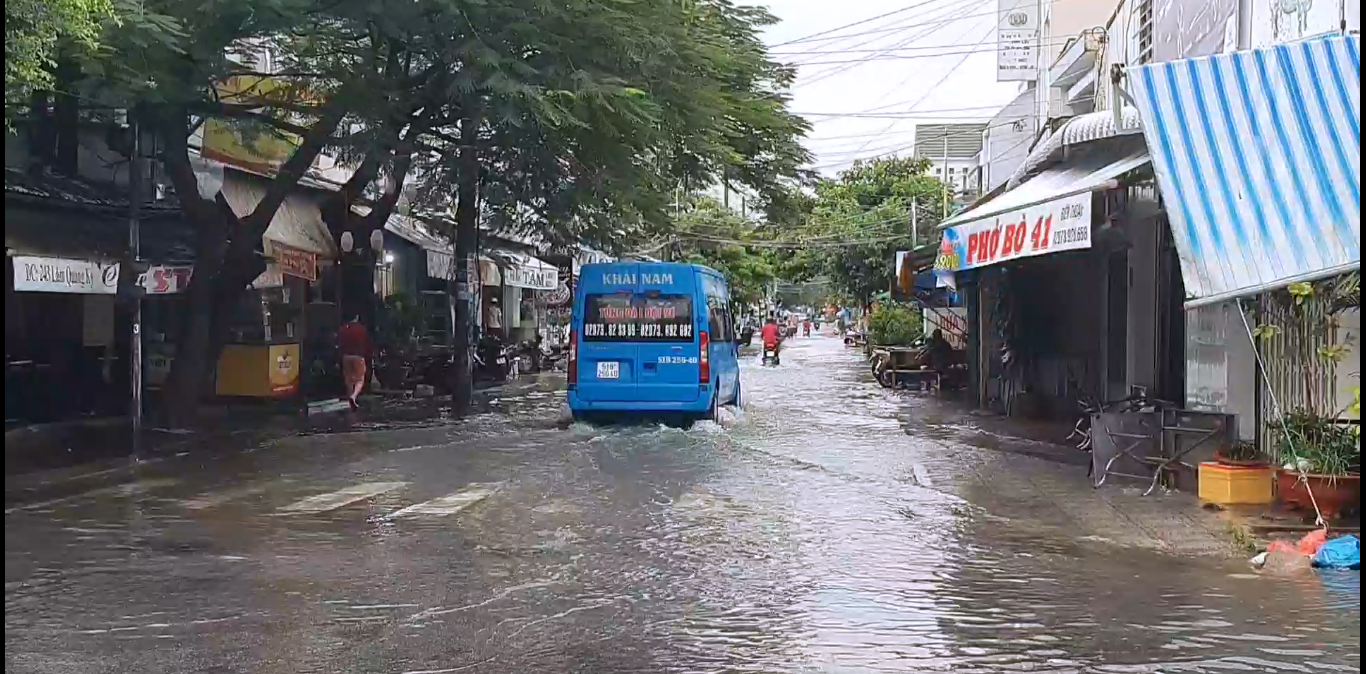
[761,345,780,366]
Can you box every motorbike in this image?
[761,344,781,366]
[473,335,518,382]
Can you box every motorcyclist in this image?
[802,318,811,337]
[760,317,782,360]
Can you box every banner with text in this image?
[934,193,1092,272]
[997,0,1040,82]
[12,256,120,294]
[137,265,194,295]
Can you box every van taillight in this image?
[568,330,578,385]
[699,331,710,384]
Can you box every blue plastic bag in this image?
[1312,535,1361,570]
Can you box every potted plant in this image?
[1215,440,1269,468]
[1271,407,1361,521]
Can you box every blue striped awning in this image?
[1128,35,1360,307]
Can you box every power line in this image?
[841,22,998,162]
[771,0,1082,49]
[789,37,1081,66]
[794,0,984,88]
[770,0,967,48]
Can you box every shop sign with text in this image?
[272,243,318,282]
[504,263,558,291]
[12,256,119,294]
[138,265,194,295]
[934,193,1091,272]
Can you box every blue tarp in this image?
[1312,535,1361,570]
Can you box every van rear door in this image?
[634,266,700,403]
[577,265,639,402]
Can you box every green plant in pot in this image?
[1215,440,1268,468]
[1270,405,1361,521]
[867,303,922,347]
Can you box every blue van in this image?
[568,262,742,423]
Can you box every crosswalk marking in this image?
[276,482,408,514]
[385,484,499,520]
[182,481,286,510]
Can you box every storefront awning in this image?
[1127,35,1360,307]
[933,138,1150,272]
[489,251,558,291]
[220,174,338,259]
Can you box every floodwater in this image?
[4,335,1361,673]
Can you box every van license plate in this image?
[596,361,620,379]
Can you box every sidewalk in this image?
[904,397,1247,558]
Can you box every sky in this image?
[758,0,1025,177]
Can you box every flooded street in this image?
[5,335,1360,673]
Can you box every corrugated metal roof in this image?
[938,136,1151,230]
[914,123,987,160]
[1128,34,1361,307]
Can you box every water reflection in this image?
[579,336,1361,673]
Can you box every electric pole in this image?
[128,107,144,455]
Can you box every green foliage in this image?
[1271,409,1361,475]
[674,197,775,307]
[867,303,922,347]
[784,155,950,302]
[5,0,117,117]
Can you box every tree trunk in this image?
[156,102,344,425]
[450,107,482,414]
[52,59,79,177]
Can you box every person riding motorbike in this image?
[760,317,782,361]
[802,319,811,337]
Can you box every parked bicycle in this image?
[1068,386,1177,478]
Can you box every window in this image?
[706,296,731,341]
[583,293,694,342]
[1128,0,1154,66]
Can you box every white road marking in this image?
[182,481,286,510]
[385,484,500,520]
[276,482,408,514]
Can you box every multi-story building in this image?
[913,123,986,198]
[944,0,1359,460]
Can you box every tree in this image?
[673,197,776,308]
[5,0,116,122]
[401,0,812,410]
[50,0,811,420]
[792,156,949,303]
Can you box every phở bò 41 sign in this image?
[934,192,1091,272]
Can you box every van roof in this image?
[581,261,723,277]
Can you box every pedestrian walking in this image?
[337,315,372,411]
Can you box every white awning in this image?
[220,175,337,259]
[490,251,558,291]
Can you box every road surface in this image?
[6,335,1360,673]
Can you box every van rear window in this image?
[583,294,694,342]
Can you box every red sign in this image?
[272,244,318,282]
[138,265,195,295]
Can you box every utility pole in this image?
[942,133,950,219]
[910,197,918,249]
[128,107,144,455]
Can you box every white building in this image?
[912,123,986,198]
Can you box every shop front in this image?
[213,173,337,400]
[495,252,558,345]
[6,177,196,425]
[1124,34,1361,446]
[935,134,1154,418]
